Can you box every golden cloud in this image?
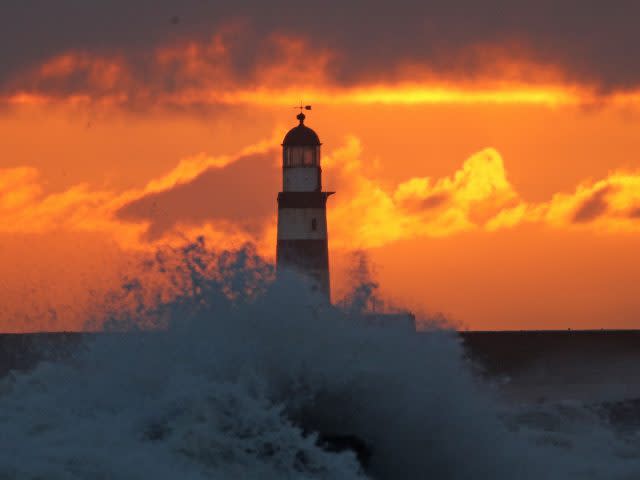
[0,135,279,252]
[3,135,640,255]
[325,144,520,247]
[325,142,640,248]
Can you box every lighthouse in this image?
[276,109,333,301]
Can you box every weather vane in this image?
[294,103,312,113]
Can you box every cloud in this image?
[117,151,279,239]
[4,133,640,254]
[321,143,521,247]
[545,173,640,233]
[323,141,640,247]
[0,166,106,234]
[0,135,279,251]
[2,27,337,109]
[572,186,613,223]
[418,193,450,210]
[0,167,41,209]
[3,35,588,110]
[3,2,640,108]
[628,207,640,219]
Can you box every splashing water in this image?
[1,241,640,479]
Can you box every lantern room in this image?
[282,113,321,167]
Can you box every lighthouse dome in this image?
[282,113,321,146]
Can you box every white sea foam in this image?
[1,242,640,479]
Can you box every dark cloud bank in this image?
[117,151,279,239]
[2,0,640,95]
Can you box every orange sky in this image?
[3,31,640,331]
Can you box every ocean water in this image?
[1,242,640,479]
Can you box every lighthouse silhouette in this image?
[276,108,334,301]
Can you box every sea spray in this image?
[1,242,640,478]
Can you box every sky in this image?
[3,1,640,331]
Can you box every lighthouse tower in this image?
[277,110,333,301]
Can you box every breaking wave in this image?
[1,240,640,479]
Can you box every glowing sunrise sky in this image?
[3,1,640,331]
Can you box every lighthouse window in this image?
[311,218,317,231]
[303,149,314,165]
[283,146,320,167]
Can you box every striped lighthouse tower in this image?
[277,108,334,301]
